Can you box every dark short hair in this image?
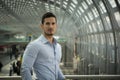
[41,12,57,24]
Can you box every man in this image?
[21,12,65,80]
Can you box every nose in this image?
[49,23,54,28]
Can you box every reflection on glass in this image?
[114,12,120,27]
[108,0,117,8]
[99,1,107,14]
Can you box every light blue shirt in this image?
[21,35,65,80]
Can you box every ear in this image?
[40,24,43,29]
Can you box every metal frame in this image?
[0,75,120,80]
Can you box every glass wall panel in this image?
[118,0,120,4]
[101,33,105,45]
[63,1,67,8]
[89,24,93,33]
[77,9,81,15]
[99,1,107,14]
[108,0,117,8]
[71,3,76,8]
[92,23,97,32]
[81,1,88,10]
[79,6,84,13]
[86,0,93,5]
[72,0,78,4]
[87,11,94,20]
[109,33,114,46]
[114,12,120,27]
[97,20,104,31]
[104,16,112,30]
[82,17,86,24]
[85,15,89,22]
[70,6,74,11]
[92,7,99,18]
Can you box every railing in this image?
[0,75,120,80]
[65,75,120,79]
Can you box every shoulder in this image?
[56,43,62,49]
[26,38,41,49]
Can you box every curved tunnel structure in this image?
[0,0,120,76]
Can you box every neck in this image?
[44,34,54,44]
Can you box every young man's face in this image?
[41,17,57,36]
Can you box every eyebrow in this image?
[45,22,56,25]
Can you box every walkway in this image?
[0,54,16,76]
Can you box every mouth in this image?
[48,29,53,32]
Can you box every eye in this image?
[46,22,50,25]
[52,22,55,25]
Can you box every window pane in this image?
[99,1,107,13]
[85,15,89,22]
[63,1,67,8]
[97,20,104,31]
[79,6,84,13]
[105,16,112,30]
[81,1,88,10]
[87,11,93,20]
[70,6,74,11]
[114,12,120,27]
[92,23,97,32]
[82,17,86,24]
[101,34,105,45]
[108,33,114,46]
[69,9,72,14]
[56,1,60,5]
[89,24,93,33]
[71,3,76,8]
[92,7,99,18]
[108,0,117,8]
[73,0,78,4]
[77,10,81,15]
[86,0,93,5]
[118,0,120,4]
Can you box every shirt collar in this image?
[39,34,57,44]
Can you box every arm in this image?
[58,44,65,80]
[58,67,65,80]
[21,43,39,80]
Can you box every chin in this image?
[44,32,54,36]
[48,34,53,36]
[46,33,54,36]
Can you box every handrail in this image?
[0,76,21,80]
[65,75,120,79]
[0,75,120,80]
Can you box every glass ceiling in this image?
[0,0,119,40]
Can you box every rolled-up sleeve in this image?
[21,43,39,80]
